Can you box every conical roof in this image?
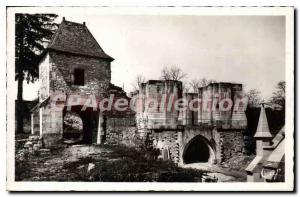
[254,104,272,138]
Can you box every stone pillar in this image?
[97,112,104,144]
[39,108,43,138]
[31,113,34,135]
[42,106,64,148]
[177,131,184,164]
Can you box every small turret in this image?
[254,103,273,156]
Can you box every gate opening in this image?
[183,136,213,164]
[63,106,96,144]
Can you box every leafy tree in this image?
[269,81,285,110]
[15,14,58,133]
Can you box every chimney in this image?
[62,17,65,21]
[83,21,86,26]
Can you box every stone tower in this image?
[32,18,114,147]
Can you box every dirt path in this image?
[180,163,247,182]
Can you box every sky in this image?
[13,12,285,101]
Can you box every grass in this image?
[63,145,205,182]
[16,144,206,182]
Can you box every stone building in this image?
[132,81,248,164]
[31,18,119,147]
[31,18,248,165]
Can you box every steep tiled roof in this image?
[48,19,114,61]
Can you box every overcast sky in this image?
[15,13,285,101]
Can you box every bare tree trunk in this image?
[16,75,24,134]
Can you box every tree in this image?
[189,79,201,93]
[182,81,191,93]
[131,74,146,91]
[15,14,58,133]
[245,89,263,108]
[207,79,217,84]
[198,78,217,87]
[269,81,285,110]
[160,66,187,81]
[200,78,208,87]
[190,78,217,92]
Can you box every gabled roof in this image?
[254,104,273,138]
[48,18,114,61]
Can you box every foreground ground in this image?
[15,143,250,182]
[16,144,209,182]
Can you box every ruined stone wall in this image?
[135,80,182,130]
[180,93,198,126]
[151,130,181,163]
[131,81,247,164]
[139,126,246,164]
[198,83,247,129]
[214,129,245,162]
[105,116,137,146]
[231,84,248,128]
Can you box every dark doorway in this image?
[63,106,95,144]
[183,136,210,164]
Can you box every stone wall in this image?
[49,51,111,97]
[31,109,40,135]
[105,116,137,146]
[180,126,218,164]
[134,80,183,130]
[151,130,181,162]
[40,105,64,148]
[216,129,245,162]
[198,83,247,129]
[148,126,245,164]
[37,51,112,147]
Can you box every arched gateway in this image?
[182,135,216,164]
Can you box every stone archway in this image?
[183,135,216,164]
[63,106,97,144]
